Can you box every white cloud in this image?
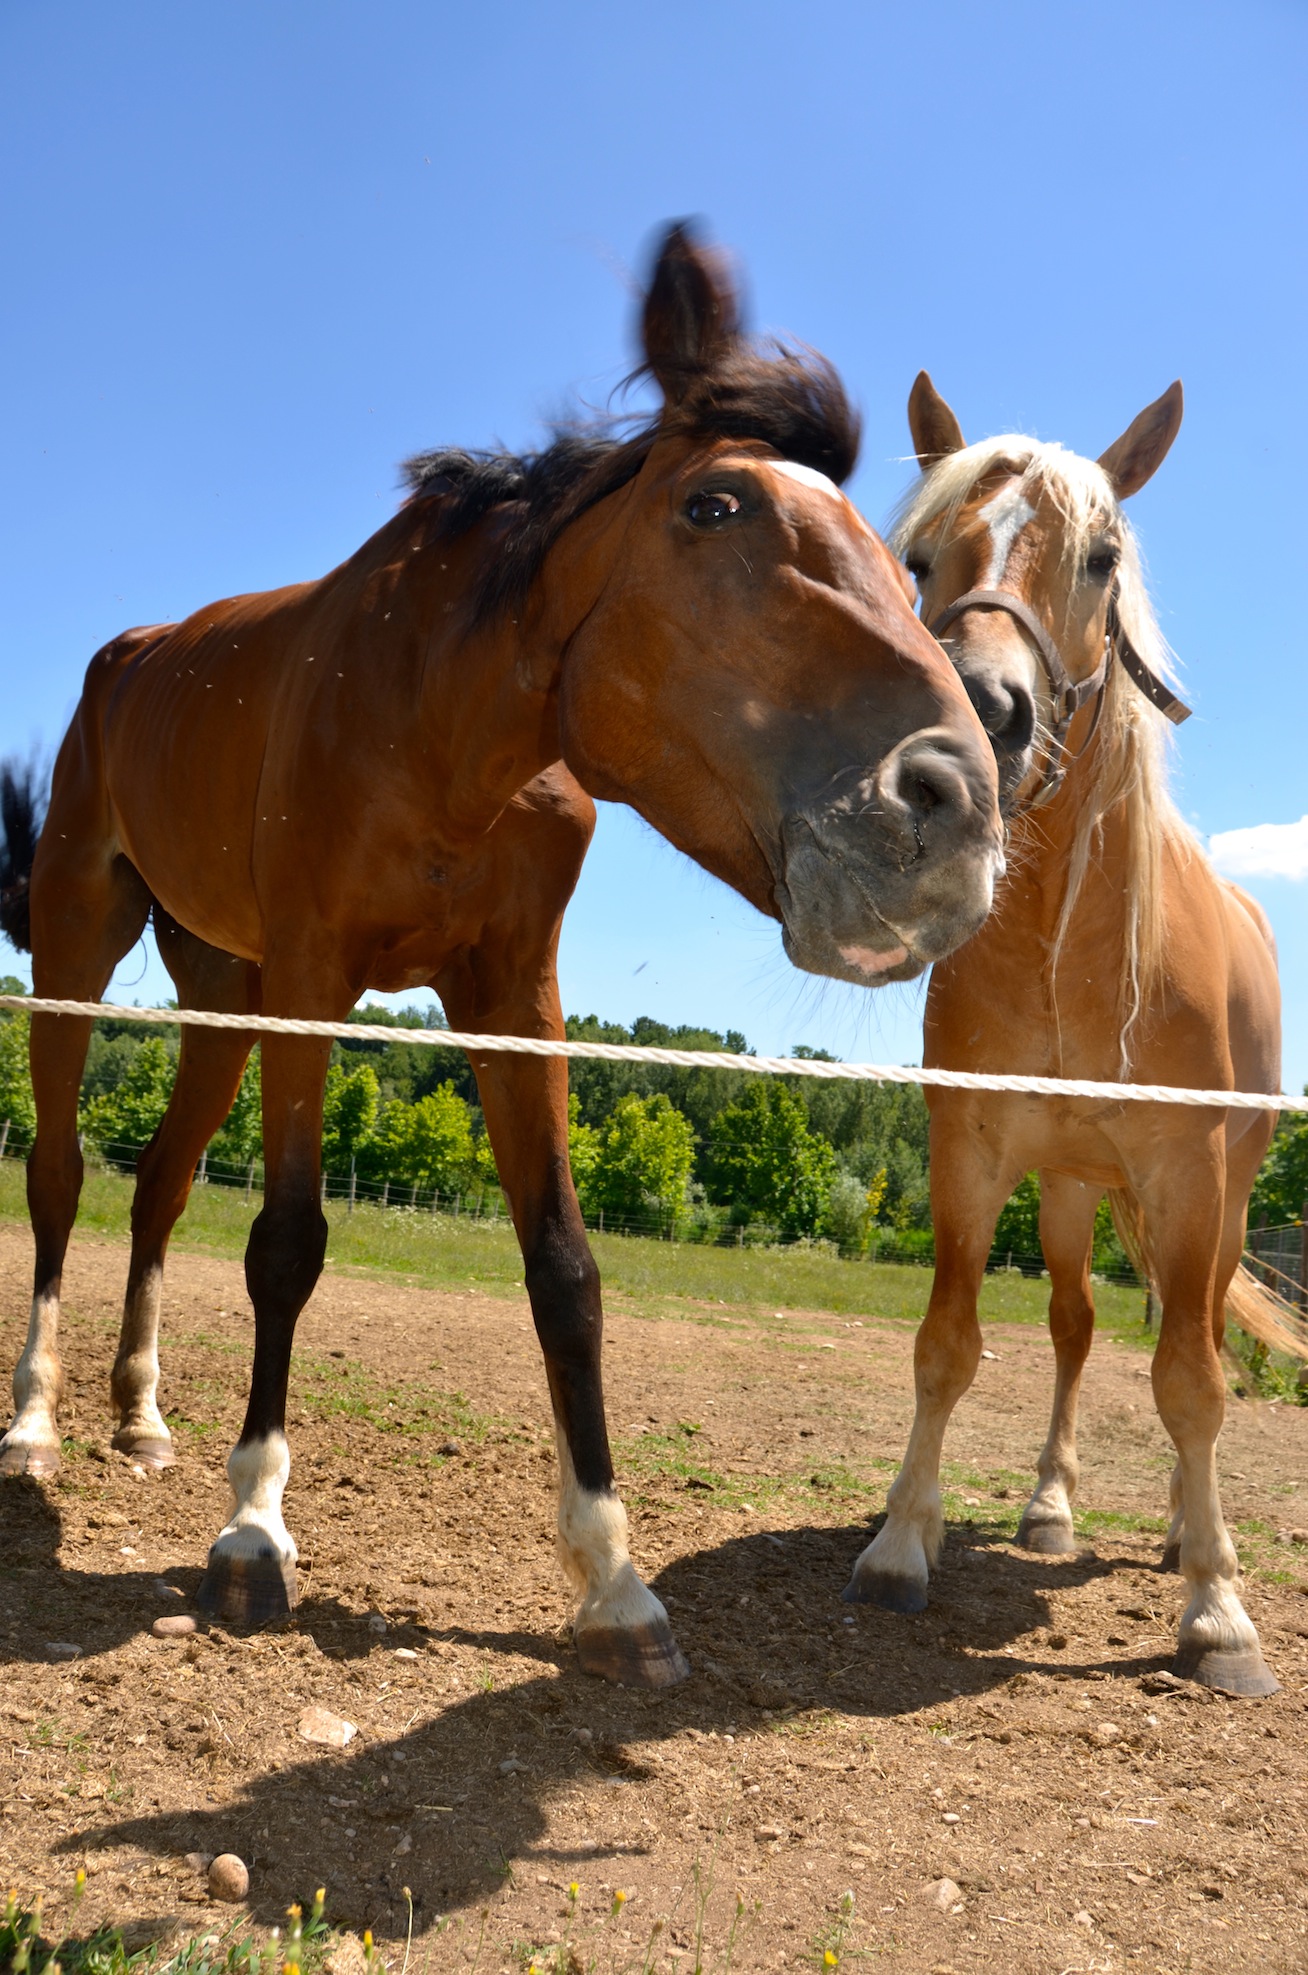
[1208,815,1308,883]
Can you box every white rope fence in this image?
[3,994,1305,1113]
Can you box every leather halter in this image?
[929,581,1191,809]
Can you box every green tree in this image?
[578,1092,695,1232]
[374,1082,477,1193]
[320,1061,380,1178]
[1251,1098,1308,1230]
[80,1035,176,1157]
[707,1080,837,1237]
[0,995,36,1149]
[568,1091,600,1199]
[208,1050,262,1169]
[824,1167,887,1253]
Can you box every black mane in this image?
[401,343,861,625]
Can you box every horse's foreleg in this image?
[845,1120,1020,1610]
[195,1021,334,1627]
[3,846,151,1478]
[1016,1173,1101,1555]
[1139,1136,1277,1696]
[114,924,259,1466]
[464,1033,686,1688]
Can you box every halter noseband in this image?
[928,582,1191,809]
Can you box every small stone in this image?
[754,1823,784,1842]
[152,1614,198,1639]
[438,1438,462,1457]
[1072,1910,1094,1929]
[184,1851,213,1873]
[207,1853,249,1902]
[921,1877,962,1912]
[1046,1632,1069,1651]
[367,1613,389,1634]
[572,1726,593,1745]
[45,1642,81,1661]
[941,1811,961,1825]
[394,1646,418,1660]
[980,1349,999,1361]
[499,1755,529,1775]
[298,1705,357,1748]
[154,1579,185,1601]
[393,1831,412,1855]
[1093,1722,1122,1746]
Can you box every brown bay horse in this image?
[0,228,1002,1686]
[843,373,1284,1695]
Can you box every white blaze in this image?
[771,459,844,502]
[978,481,1036,586]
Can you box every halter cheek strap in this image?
[928,581,1191,810]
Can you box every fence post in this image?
[432,1188,439,1214]
[1143,1285,1154,1331]
[320,1173,327,1208]
[197,1147,207,1186]
[0,1118,10,1162]
[410,1182,418,1208]
[453,1191,461,1220]
[245,1159,255,1204]
[1300,1201,1308,1313]
[381,1180,389,1208]
[348,1158,356,1217]
[598,1208,603,1235]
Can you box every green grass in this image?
[0,1160,1154,1343]
[0,1883,354,1975]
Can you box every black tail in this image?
[0,756,49,954]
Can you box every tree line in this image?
[1,979,1300,1266]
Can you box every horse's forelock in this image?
[399,339,861,625]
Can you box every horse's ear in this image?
[642,221,743,405]
[1097,381,1184,499]
[908,371,966,467]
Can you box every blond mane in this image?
[889,436,1196,1069]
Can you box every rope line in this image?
[2,994,1303,1113]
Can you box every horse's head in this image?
[897,371,1184,810]
[549,227,1003,986]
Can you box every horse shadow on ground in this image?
[48,1513,1181,1942]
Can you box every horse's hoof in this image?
[1173,1644,1279,1698]
[1015,1514,1079,1556]
[575,1619,689,1688]
[1159,1542,1182,1574]
[195,1547,297,1628]
[842,1571,928,1614]
[0,1439,60,1479]
[112,1434,175,1471]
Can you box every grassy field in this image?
[0,1158,1153,1343]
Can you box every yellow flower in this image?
[824,1954,838,1968]
[568,1881,580,1902]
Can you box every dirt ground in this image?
[2,1223,1308,1975]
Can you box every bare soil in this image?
[2,1223,1308,1974]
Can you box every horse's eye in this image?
[904,556,932,585]
[686,490,743,529]
[1086,547,1120,580]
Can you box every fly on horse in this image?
[844,374,1286,1696]
[0,227,1002,1687]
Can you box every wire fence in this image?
[0,1125,1144,1287]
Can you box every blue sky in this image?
[2,0,1304,1087]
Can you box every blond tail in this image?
[1108,1184,1308,1363]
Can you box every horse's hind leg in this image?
[111,914,259,1467]
[1137,1131,1277,1696]
[1016,1172,1101,1555]
[845,1112,1023,1610]
[2,844,151,1477]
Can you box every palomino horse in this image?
[843,374,1284,1696]
[0,228,1003,1688]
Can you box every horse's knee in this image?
[245,1197,328,1312]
